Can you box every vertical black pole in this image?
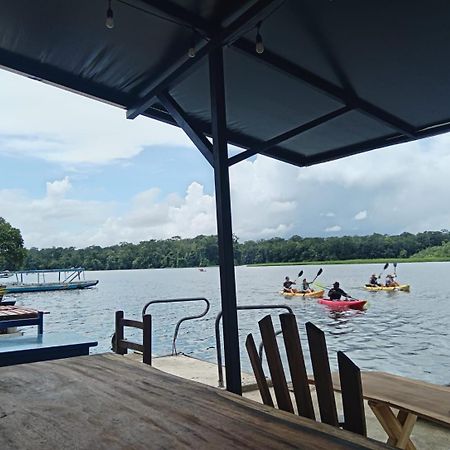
[209,47,242,395]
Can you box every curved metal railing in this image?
[142,297,210,355]
[215,304,294,387]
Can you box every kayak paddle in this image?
[294,270,303,283]
[393,262,397,278]
[378,262,389,279]
[310,268,323,284]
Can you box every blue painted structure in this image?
[0,311,44,335]
[0,333,98,367]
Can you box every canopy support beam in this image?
[209,47,242,395]
[157,92,214,167]
[228,106,351,166]
[232,39,417,139]
[127,0,285,120]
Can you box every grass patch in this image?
[248,257,450,267]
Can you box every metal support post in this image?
[209,47,242,395]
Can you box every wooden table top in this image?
[331,371,450,428]
[0,305,38,320]
[0,354,390,450]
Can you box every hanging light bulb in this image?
[255,22,264,54]
[106,0,114,29]
[188,29,196,58]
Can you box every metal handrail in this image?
[215,304,294,387]
[142,297,210,355]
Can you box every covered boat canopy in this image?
[1,0,449,393]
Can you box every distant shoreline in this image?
[247,257,450,267]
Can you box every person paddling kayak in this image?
[301,278,314,293]
[283,276,297,293]
[368,273,381,286]
[328,281,349,300]
[385,274,399,287]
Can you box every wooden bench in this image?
[0,332,98,366]
[0,306,44,334]
[330,371,450,449]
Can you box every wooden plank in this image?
[337,351,366,436]
[245,333,274,407]
[0,306,38,320]
[121,318,144,329]
[258,315,294,413]
[279,313,315,420]
[305,322,339,427]
[0,354,389,449]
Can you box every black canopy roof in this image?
[1,0,449,167]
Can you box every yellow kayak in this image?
[280,289,325,298]
[364,284,410,292]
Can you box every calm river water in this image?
[9,262,450,385]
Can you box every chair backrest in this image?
[247,314,315,418]
[114,310,152,365]
[338,350,367,436]
[247,314,366,437]
[305,321,339,427]
[306,321,366,436]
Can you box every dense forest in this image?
[20,230,450,271]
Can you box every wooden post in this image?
[143,314,152,365]
[115,311,126,355]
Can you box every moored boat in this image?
[318,298,367,311]
[280,289,325,298]
[364,284,410,292]
[2,268,99,294]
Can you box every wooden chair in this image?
[246,314,366,437]
[114,311,152,365]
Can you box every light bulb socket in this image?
[255,33,264,54]
[255,22,264,54]
[106,2,114,29]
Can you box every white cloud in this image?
[325,225,342,233]
[354,210,367,220]
[0,70,191,166]
[0,180,217,248]
[3,68,450,247]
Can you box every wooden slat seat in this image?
[247,314,367,438]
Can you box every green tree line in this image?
[19,230,450,270]
[1,215,449,271]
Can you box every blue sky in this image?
[1,69,450,249]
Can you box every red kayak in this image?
[318,298,367,311]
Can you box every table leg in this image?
[368,400,416,450]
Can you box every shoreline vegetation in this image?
[3,213,450,271]
[16,230,450,271]
[248,257,450,267]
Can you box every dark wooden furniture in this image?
[0,353,389,449]
[306,321,366,436]
[330,371,450,450]
[247,314,366,436]
[0,332,98,367]
[114,310,152,365]
[0,305,44,334]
